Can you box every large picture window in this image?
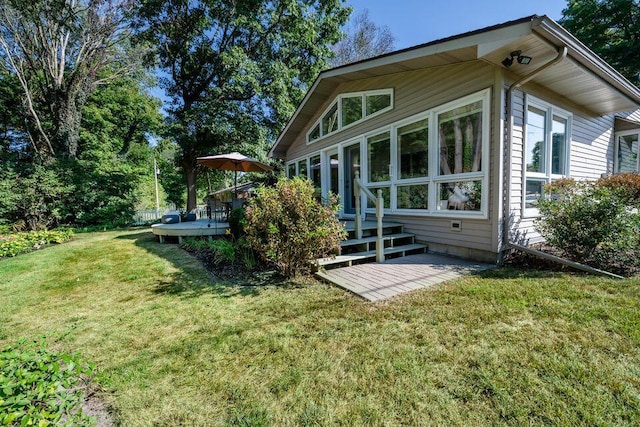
[357,88,490,217]
[307,89,393,143]
[524,97,572,214]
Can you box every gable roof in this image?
[270,15,640,158]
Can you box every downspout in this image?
[501,45,567,261]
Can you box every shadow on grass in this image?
[472,264,607,281]
[115,229,308,299]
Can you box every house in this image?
[269,15,640,264]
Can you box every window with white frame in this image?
[434,99,485,213]
[615,131,640,173]
[524,97,571,214]
[361,88,490,217]
[286,154,322,197]
[307,88,393,143]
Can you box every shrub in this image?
[228,207,245,238]
[597,173,640,205]
[244,177,347,277]
[536,180,640,275]
[0,338,94,426]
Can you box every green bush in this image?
[0,229,74,258]
[0,338,94,426]
[181,237,238,267]
[597,172,640,205]
[244,177,347,277]
[228,207,245,238]
[536,180,640,275]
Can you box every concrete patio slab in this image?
[316,253,496,302]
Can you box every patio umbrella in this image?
[196,152,272,204]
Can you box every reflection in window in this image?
[398,119,428,179]
[367,131,391,182]
[329,152,339,196]
[616,134,639,173]
[287,163,296,178]
[552,116,567,175]
[341,96,362,127]
[526,106,546,173]
[397,185,428,209]
[525,179,545,209]
[524,100,571,214]
[366,93,392,116]
[437,181,482,211]
[366,186,391,209]
[298,160,307,178]
[438,100,483,175]
[322,103,338,135]
[310,155,321,195]
[309,123,320,142]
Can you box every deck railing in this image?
[354,171,385,263]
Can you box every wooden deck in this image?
[316,253,495,302]
[151,219,230,243]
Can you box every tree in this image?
[330,9,396,68]
[560,0,640,84]
[134,0,350,211]
[0,0,138,159]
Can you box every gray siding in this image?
[286,61,496,159]
[284,61,501,261]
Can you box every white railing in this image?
[132,205,212,225]
[354,171,385,263]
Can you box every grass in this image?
[1,229,639,426]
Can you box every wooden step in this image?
[341,232,414,248]
[317,243,428,267]
[342,221,403,232]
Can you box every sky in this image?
[345,0,569,50]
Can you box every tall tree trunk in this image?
[439,127,452,175]
[183,158,198,212]
[57,97,82,158]
[471,115,482,172]
[453,118,463,174]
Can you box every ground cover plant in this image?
[1,229,639,425]
[0,228,74,258]
[0,337,94,426]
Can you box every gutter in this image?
[500,45,567,260]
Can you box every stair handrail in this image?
[354,170,384,263]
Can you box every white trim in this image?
[306,88,394,144]
[362,88,491,218]
[522,94,573,217]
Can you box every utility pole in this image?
[154,157,160,219]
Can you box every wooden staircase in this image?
[317,220,428,269]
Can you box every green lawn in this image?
[1,229,639,426]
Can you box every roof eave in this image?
[531,16,640,106]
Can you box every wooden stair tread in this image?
[318,243,427,266]
[341,232,414,247]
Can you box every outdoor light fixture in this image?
[502,50,532,68]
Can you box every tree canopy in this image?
[0,0,139,159]
[560,0,640,84]
[330,9,396,68]
[134,0,350,210]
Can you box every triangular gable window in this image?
[307,88,393,143]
